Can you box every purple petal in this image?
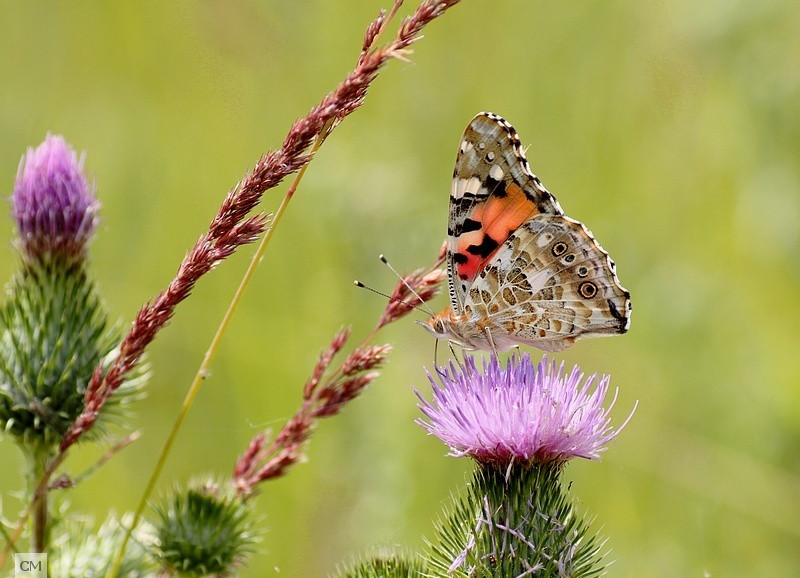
[416,353,635,465]
[12,134,99,261]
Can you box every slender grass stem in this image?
[108,123,333,578]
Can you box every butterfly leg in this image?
[447,340,474,370]
[433,340,457,378]
[433,339,450,377]
[483,327,500,358]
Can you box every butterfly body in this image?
[424,112,631,352]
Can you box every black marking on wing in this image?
[461,218,482,232]
[607,295,630,328]
[466,235,500,258]
[485,175,503,196]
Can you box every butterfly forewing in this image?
[447,112,563,311]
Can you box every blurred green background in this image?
[1,1,799,575]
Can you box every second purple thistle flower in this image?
[12,134,99,262]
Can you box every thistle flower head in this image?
[12,134,98,262]
[0,136,143,451]
[417,354,635,465]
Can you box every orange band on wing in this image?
[454,183,540,282]
[483,183,537,240]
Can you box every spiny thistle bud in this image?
[338,550,427,578]
[0,265,120,449]
[152,480,257,576]
[12,134,98,263]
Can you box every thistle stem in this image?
[28,445,53,553]
[0,451,65,568]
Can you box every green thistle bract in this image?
[0,260,123,449]
[427,463,606,577]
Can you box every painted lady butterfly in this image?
[423,112,631,352]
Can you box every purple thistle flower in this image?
[12,134,99,261]
[416,354,636,465]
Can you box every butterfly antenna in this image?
[379,254,437,316]
[353,280,432,316]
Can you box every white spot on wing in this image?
[452,176,483,200]
[523,267,554,294]
[489,164,504,181]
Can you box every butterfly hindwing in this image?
[462,214,631,351]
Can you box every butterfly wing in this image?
[447,112,563,313]
[464,214,632,352]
